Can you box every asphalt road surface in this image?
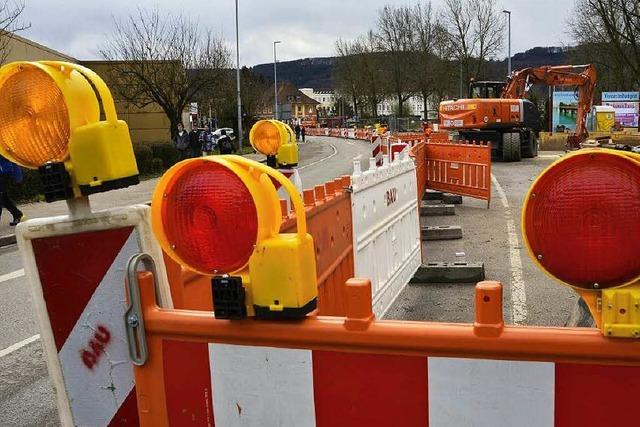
[0,136,373,426]
[386,152,577,326]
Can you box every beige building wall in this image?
[81,61,171,143]
[2,34,76,63]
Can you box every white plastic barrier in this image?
[351,152,421,317]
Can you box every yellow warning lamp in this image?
[522,149,640,338]
[249,119,298,168]
[0,61,138,201]
[151,155,317,319]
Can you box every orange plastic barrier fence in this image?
[280,176,354,316]
[130,273,640,427]
[410,142,427,200]
[164,176,355,316]
[424,138,492,207]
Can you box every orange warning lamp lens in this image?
[523,150,640,289]
[0,66,70,166]
[159,160,259,274]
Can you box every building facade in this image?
[259,82,319,123]
[300,88,336,117]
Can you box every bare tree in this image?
[100,8,231,139]
[0,1,30,64]
[334,38,363,117]
[443,0,504,95]
[411,2,452,116]
[375,5,416,114]
[570,0,640,88]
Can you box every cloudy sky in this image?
[21,0,576,66]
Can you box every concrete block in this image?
[0,234,16,247]
[420,203,455,216]
[423,189,443,200]
[410,262,485,283]
[442,193,463,204]
[421,225,463,240]
[422,199,444,205]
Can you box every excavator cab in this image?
[469,81,505,99]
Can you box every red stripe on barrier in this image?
[107,390,139,427]
[32,227,134,350]
[312,351,429,426]
[163,340,215,427]
[555,363,640,426]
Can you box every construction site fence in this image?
[130,273,640,427]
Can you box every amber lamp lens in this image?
[0,66,70,167]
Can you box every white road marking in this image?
[0,334,40,358]
[0,268,24,284]
[298,143,338,170]
[491,173,527,324]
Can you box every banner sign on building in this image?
[602,92,639,128]
[552,91,579,132]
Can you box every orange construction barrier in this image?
[281,176,353,316]
[424,138,492,207]
[410,142,427,200]
[128,271,640,427]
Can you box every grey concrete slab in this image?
[421,225,463,240]
[442,194,463,204]
[410,262,485,283]
[420,203,455,216]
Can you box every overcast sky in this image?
[22,0,575,66]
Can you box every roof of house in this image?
[263,81,320,106]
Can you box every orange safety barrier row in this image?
[410,141,427,200]
[131,273,640,427]
[280,176,354,316]
[424,138,492,207]
[164,176,355,316]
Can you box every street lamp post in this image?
[502,9,511,76]
[273,41,281,120]
[235,0,243,150]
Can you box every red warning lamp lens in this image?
[161,161,258,273]
[523,152,640,289]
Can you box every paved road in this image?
[386,152,578,327]
[0,136,372,426]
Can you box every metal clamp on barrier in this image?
[125,253,159,366]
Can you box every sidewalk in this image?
[0,152,265,245]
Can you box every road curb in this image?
[0,233,17,248]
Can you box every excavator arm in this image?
[501,64,597,147]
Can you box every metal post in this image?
[503,10,511,76]
[459,58,463,98]
[273,41,281,120]
[235,0,243,150]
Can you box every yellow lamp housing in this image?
[249,119,298,168]
[151,155,317,319]
[0,61,139,201]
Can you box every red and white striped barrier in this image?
[201,345,639,426]
[17,204,171,427]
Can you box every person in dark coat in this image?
[294,123,301,141]
[301,126,306,143]
[173,123,190,160]
[188,126,201,158]
[0,155,24,226]
[218,130,234,155]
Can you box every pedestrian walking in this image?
[173,123,190,160]
[218,130,234,155]
[301,126,306,143]
[201,125,214,156]
[188,126,200,158]
[0,155,24,226]
[294,123,301,141]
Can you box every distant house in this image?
[258,81,319,123]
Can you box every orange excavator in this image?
[439,64,597,161]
